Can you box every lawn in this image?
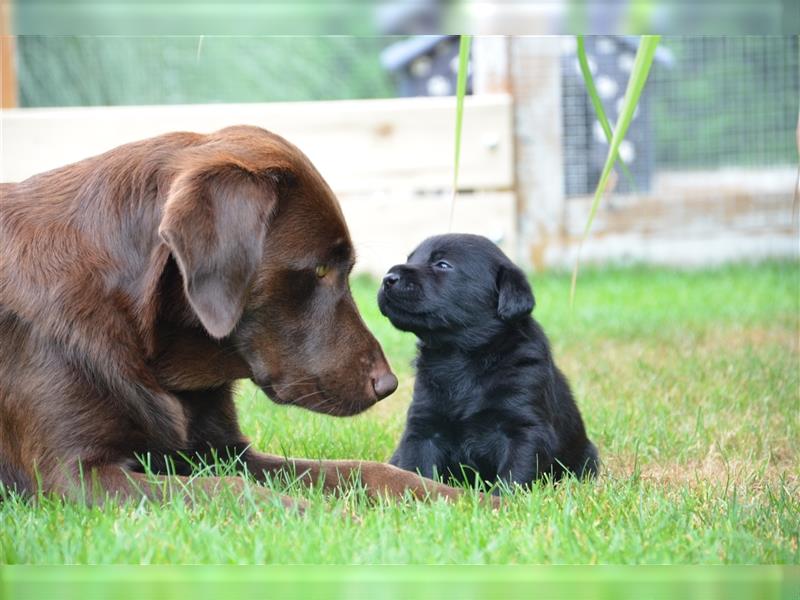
[1,262,798,564]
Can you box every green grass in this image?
[1,262,798,564]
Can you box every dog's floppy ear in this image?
[496,264,535,321]
[159,162,277,339]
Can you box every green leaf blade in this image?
[448,34,472,230]
[571,35,661,304]
[576,36,638,192]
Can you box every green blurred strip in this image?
[576,35,637,190]
[449,34,472,229]
[571,35,661,305]
[1,565,795,600]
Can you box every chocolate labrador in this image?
[0,126,468,508]
[378,234,598,489]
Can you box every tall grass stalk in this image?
[570,35,661,305]
[448,34,472,231]
[576,35,637,190]
[449,36,658,295]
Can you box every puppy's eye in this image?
[433,260,453,271]
[315,264,330,278]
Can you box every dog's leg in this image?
[45,462,305,511]
[129,385,249,475]
[12,270,190,451]
[146,388,496,507]
[240,451,497,506]
[0,461,34,499]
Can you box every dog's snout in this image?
[382,272,400,289]
[371,369,398,400]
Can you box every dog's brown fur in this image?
[0,126,467,508]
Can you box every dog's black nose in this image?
[382,272,400,289]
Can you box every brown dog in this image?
[0,125,466,508]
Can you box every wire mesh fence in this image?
[17,35,799,202]
[562,35,799,197]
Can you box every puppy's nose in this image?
[382,272,400,289]
[372,371,398,400]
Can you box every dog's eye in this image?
[433,260,453,271]
[315,264,330,278]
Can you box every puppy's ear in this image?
[159,163,278,338]
[496,264,535,321]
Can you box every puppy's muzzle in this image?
[382,272,400,289]
[381,266,424,306]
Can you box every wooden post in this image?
[508,37,565,271]
[471,36,519,261]
[472,36,511,94]
[1,0,17,108]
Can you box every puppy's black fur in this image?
[378,234,598,488]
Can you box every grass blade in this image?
[570,35,660,306]
[448,34,472,231]
[576,35,637,191]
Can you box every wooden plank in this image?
[473,36,510,94]
[0,0,17,109]
[557,231,799,268]
[0,95,514,193]
[558,168,798,268]
[341,191,516,275]
[564,169,797,237]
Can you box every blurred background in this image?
[1,34,798,568]
[1,35,798,272]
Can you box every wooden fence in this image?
[2,86,796,273]
[1,95,517,274]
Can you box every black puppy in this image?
[378,234,598,489]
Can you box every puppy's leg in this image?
[496,425,557,488]
[577,442,600,478]
[389,438,446,481]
